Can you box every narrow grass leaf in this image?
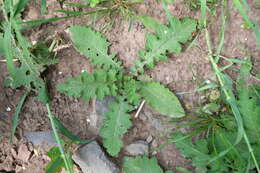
[53,117,94,144]
[200,0,207,27]
[46,104,74,173]
[233,0,260,49]
[41,0,47,14]
[14,0,31,17]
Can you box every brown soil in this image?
[0,0,259,172]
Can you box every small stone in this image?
[6,107,11,112]
[72,141,119,173]
[151,139,159,148]
[17,144,31,162]
[95,96,116,116]
[32,40,37,45]
[146,135,153,143]
[24,131,58,148]
[58,71,63,75]
[125,140,149,156]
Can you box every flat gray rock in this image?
[125,140,149,156]
[95,96,116,116]
[72,141,119,173]
[24,131,57,147]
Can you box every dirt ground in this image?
[0,0,259,172]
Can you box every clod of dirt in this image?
[124,140,149,156]
[24,131,57,149]
[17,144,31,163]
[72,141,119,173]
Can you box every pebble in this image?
[24,131,58,148]
[95,96,116,116]
[72,141,119,173]
[146,135,153,143]
[6,107,11,112]
[125,140,149,156]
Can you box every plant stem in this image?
[205,28,260,172]
[46,103,74,173]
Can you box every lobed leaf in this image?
[69,26,122,70]
[133,17,197,73]
[172,133,210,168]
[100,98,132,156]
[237,58,260,144]
[57,69,118,101]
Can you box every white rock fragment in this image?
[6,107,11,112]
[205,79,211,84]
[32,40,37,45]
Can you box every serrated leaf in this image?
[237,58,260,144]
[121,77,142,105]
[123,156,164,173]
[172,133,210,167]
[57,69,118,101]
[134,17,197,73]
[100,98,132,156]
[2,22,56,101]
[141,82,185,118]
[69,26,122,70]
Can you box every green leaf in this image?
[133,17,197,73]
[138,16,162,31]
[45,147,65,173]
[140,82,185,118]
[173,133,210,167]
[14,0,31,17]
[57,69,118,101]
[237,58,260,144]
[0,33,4,57]
[53,117,94,144]
[11,92,28,142]
[176,167,191,173]
[100,98,132,156]
[89,0,102,7]
[2,22,56,101]
[121,77,142,105]
[123,156,164,173]
[69,26,122,70]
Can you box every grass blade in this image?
[233,0,260,49]
[14,0,31,17]
[41,0,47,14]
[53,117,94,144]
[10,91,28,142]
[200,0,207,27]
[46,103,74,173]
